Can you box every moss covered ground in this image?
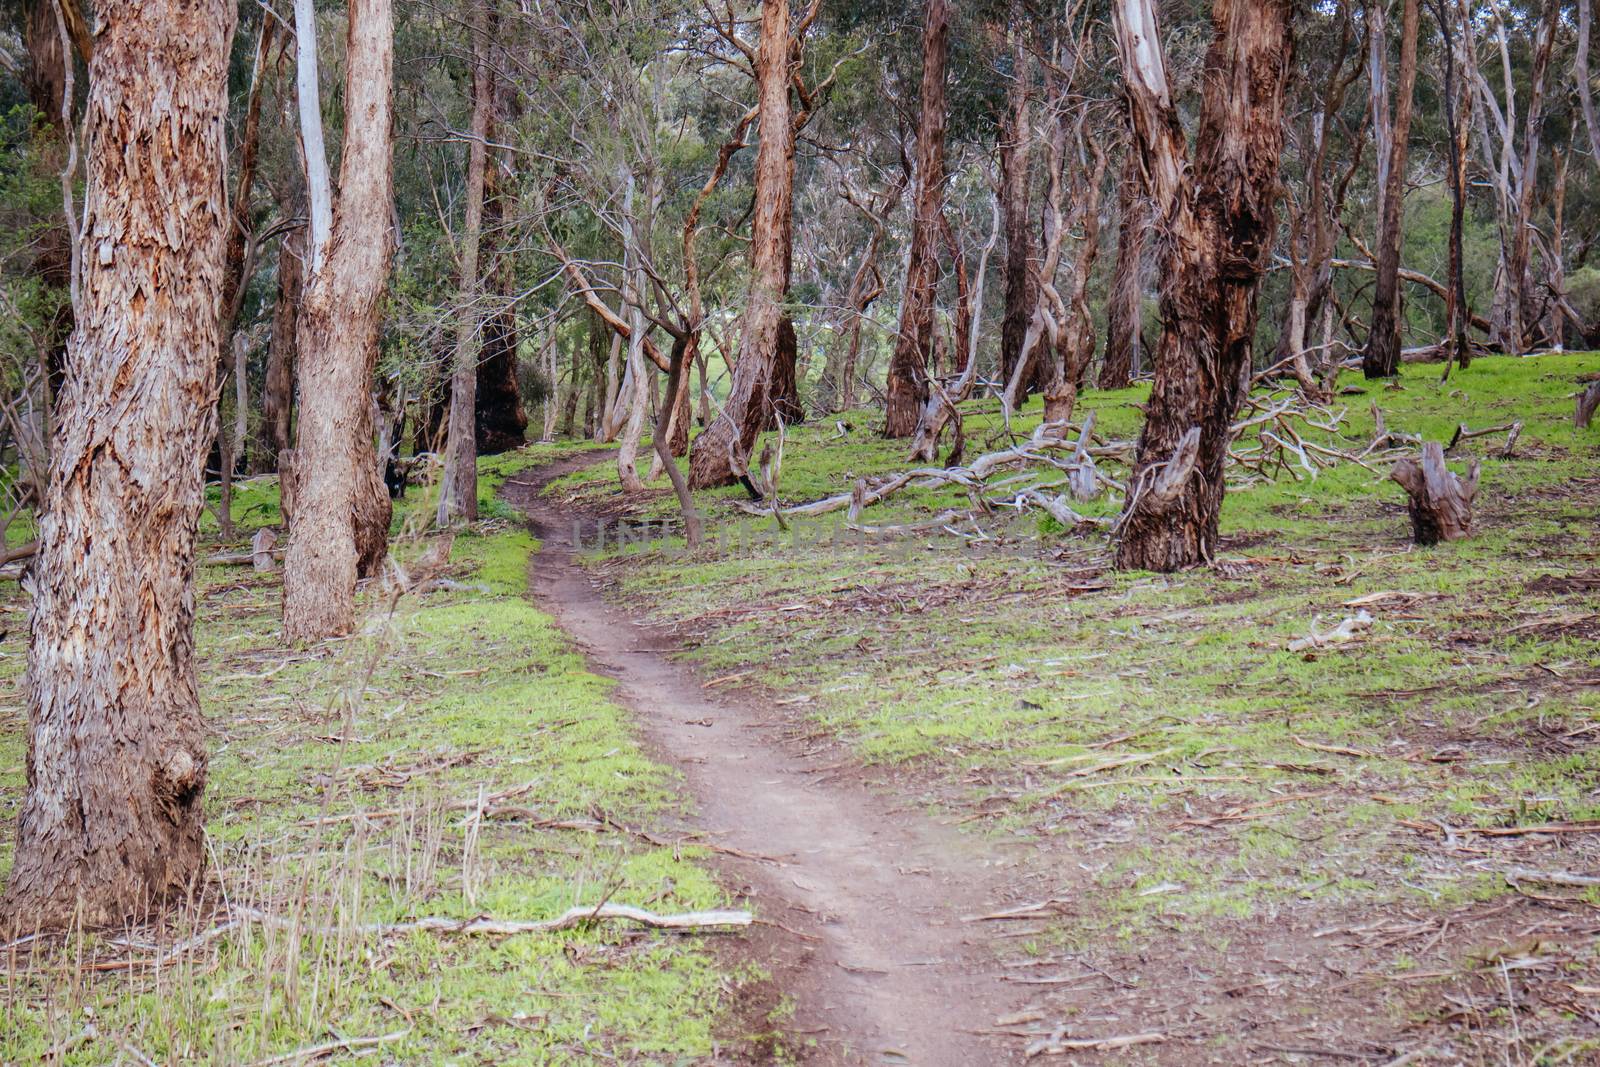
[554,354,1600,1063]
[0,444,739,1065]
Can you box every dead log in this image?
[1576,381,1600,429]
[1390,441,1479,544]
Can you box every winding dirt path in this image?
[506,455,1027,1065]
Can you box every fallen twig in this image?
[246,1029,411,1066]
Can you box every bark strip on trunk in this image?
[687,0,794,488]
[282,0,396,640]
[1,0,236,930]
[1112,0,1293,572]
[883,0,951,439]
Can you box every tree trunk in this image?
[998,22,1036,397]
[1577,0,1600,199]
[1100,149,1146,390]
[437,0,491,526]
[883,0,951,439]
[21,0,75,400]
[814,229,885,415]
[0,0,235,931]
[616,165,654,493]
[1432,0,1474,373]
[1363,0,1420,379]
[282,0,395,640]
[1112,0,1293,572]
[262,225,301,470]
[1045,133,1107,425]
[1507,0,1560,352]
[687,0,794,488]
[474,14,526,456]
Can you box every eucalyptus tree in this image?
[281,0,397,641]
[1,0,235,928]
[1112,0,1294,572]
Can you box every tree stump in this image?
[1390,441,1479,545]
[251,527,278,572]
[1576,381,1600,429]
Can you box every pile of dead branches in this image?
[744,387,1517,541]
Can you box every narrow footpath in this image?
[505,455,1030,1065]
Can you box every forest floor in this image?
[539,353,1600,1065]
[0,354,1595,1065]
[0,450,746,1064]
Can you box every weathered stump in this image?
[251,527,278,572]
[1576,381,1600,429]
[1390,441,1479,545]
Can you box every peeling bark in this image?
[1112,0,1293,572]
[282,0,396,639]
[1,0,236,930]
[883,0,951,439]
[687,0,794,488]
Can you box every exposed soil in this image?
[506,450,1600,1065]
[505,453,1030,1065]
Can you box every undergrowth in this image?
[0,443,734,1065]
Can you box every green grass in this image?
[563,353,1600,1053]
[0,443,736,1065]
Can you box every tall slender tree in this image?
[1363,0,1421,379]
[884,0,952,438]
[0,0,236,929]
[282,0,396,640]
[1100,148,1147,391]
[687,0,795,488]
[438,0,493,526]
[1112,0,1294,571]
[998,19,1036,398]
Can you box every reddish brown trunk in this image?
[687,0,794,488]
[261,225,303,470]
[1113,0,1294,572]
[474,11,526,456]
[1363,0,1420,379]
[1,0,235,931]
[998,24,1036,395]
[884,0,951,439]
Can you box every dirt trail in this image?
[506,455,1028,1065]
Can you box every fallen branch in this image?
[234,902,752,938]
[1402,819,1600,838]
[1287,610,1373,652]
[247,1030,411,1067]
[1499,866,1600,888]
[1026,1030,1167,1057]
